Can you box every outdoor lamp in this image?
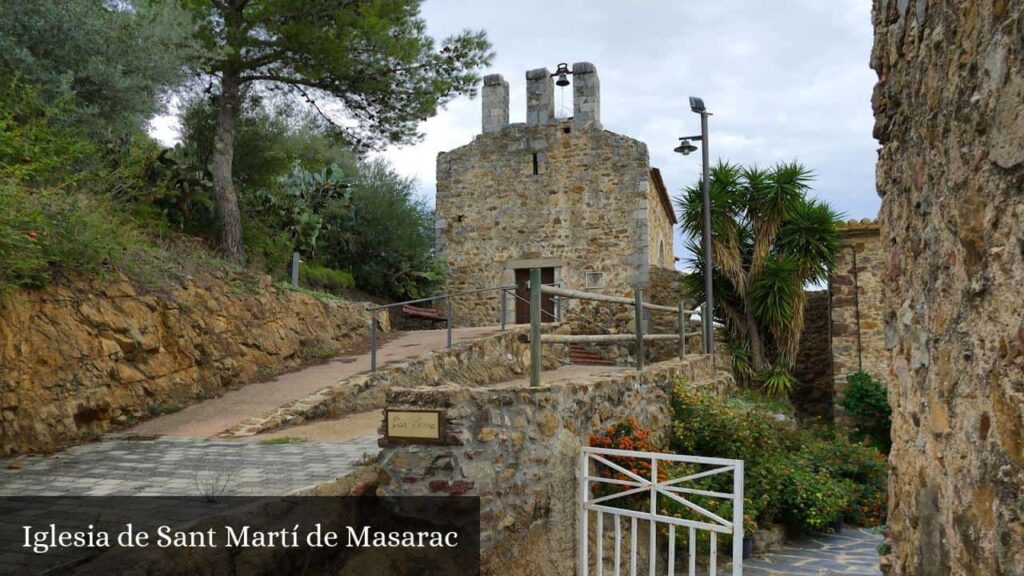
[676,96,714,361]
[674,138,698,156]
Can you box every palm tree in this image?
[674,161,841,395]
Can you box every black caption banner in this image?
[0,497,480,575]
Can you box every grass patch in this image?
[277,282,347,302]
[258,436,307,445]
[304,346,338,361]
[148,401,183,416]
[299,263,355,294]
[254,365,280,382]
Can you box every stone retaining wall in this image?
[377,356,734,576]
[223,328,570,437]
[0,272,375,455]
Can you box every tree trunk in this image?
[211,72,245,264]
[744,291,766,372]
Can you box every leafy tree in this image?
[182,0,493,263]
[317,158,441,299]
[0,0,196,139]
[178,95,358,194]
[0,73,95,185]
[675,161,841,395]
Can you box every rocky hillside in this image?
[0,271,377,455]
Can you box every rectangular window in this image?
[584,272,605,289]
[531,153,539,175]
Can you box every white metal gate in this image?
[579,447,745,576]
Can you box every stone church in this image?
[435,63,677,326]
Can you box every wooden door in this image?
[514,267,555,324]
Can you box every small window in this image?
[562,126,571,134]
[659,241,665,265]
[532,153,539,175]
[585,272,605,289]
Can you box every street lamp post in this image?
[675,97,714,363]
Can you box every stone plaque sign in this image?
[385,409,443,442]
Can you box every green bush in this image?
[778,461,852,532]
[0,74,96,185]
[669,382,887,534]
[839,371,892,453]
[0,184,132,289]
[299,264,354,294]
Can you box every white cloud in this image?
[379,0,879,227]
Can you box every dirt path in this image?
[244,410,384,444]
[130,326,501,438]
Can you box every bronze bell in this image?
[554,63,571,87]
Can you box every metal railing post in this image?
[678,302,686,359]
[530,268,542,387]
[370,310,377,372]
[634,288,645,371]
[500,288,507,331]
[701,302,709,354]
[290,252,300,286]
[446,297,453,348]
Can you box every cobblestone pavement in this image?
[745,528,883,575]
[0,435,379,496]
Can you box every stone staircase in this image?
[568,345,616,366]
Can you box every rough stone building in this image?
[830,219,887,417]
[791,290,834,420]
[872,1,1024,574]
[436,63,677,326]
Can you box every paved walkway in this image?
[745,528,883,575]
[0,436,379,496]
[131,326,500,437]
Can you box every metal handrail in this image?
[540,284,699,315]
[526,268,709,386]
[366,284,515,312]
[367,281,565,372]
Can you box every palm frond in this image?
[776,197,842,284]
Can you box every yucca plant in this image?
[674,161,841,396]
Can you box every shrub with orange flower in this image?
[588,419,668,504]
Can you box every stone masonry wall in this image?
[872,1,1024,574]
[437,121,653,326]
[436,64,676,327]
[377,356,734,576]
[830,219,888,417]
[792,290,833,420]
[647,172,677,270]
[0,271,374,455]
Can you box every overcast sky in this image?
[151,1,879,267]
[373,0,879,263]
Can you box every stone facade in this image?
[872,1,1024,574]
[377,355,734,576]
[792,290,834,420]
[830,219,888,417]
[0,271,374,455]
[436,63,677,326]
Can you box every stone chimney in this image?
[572,62,601,130]
[481,74,509,133]
[526,68,554,126]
